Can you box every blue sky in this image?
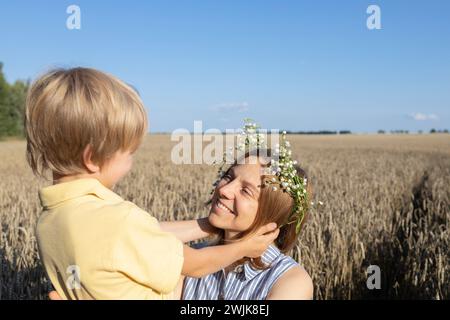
[1,0,449,133]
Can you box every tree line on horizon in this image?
[153,129,448,135]
[0,62,29,139]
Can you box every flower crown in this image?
[211,118,310,234]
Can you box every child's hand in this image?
[242,223,279,258]
[48,291,62,300]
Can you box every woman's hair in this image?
[210,148,312,270]
[25,67,148,178]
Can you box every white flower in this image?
[318,201,324,205]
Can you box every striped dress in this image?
[183,244,299,300]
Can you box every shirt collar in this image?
[238,245,281,281]
[39,178,124,209]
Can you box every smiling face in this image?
[207,150,311,268]
[208,156,263,239]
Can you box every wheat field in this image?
[0,134,449,300]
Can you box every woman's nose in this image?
[218,181,236,200]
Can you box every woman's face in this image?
[208,156,262,237]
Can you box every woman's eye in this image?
[222,174,232,181]
[242,188,252,197]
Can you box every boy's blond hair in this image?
[25,67,148,178]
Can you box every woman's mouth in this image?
[215,200,235,215]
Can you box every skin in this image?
[208,158,262,239]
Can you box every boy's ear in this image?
[82,144,100,173]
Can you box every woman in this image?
[176,149,313,300]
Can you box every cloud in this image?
[212,102,249,113]
[408,113,439,121]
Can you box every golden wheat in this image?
[0,134,449,299]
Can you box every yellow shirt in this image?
[36,178,184,300]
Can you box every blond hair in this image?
[25,67,148,178]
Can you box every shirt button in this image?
[235,265,244,273]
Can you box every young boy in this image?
[25,67,278,300]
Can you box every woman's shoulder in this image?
[265,247,299,272]
[265,248,313,300]
[266,264,313,300]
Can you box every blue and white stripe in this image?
[183,245,298,300]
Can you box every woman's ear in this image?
[82,144,100,173]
